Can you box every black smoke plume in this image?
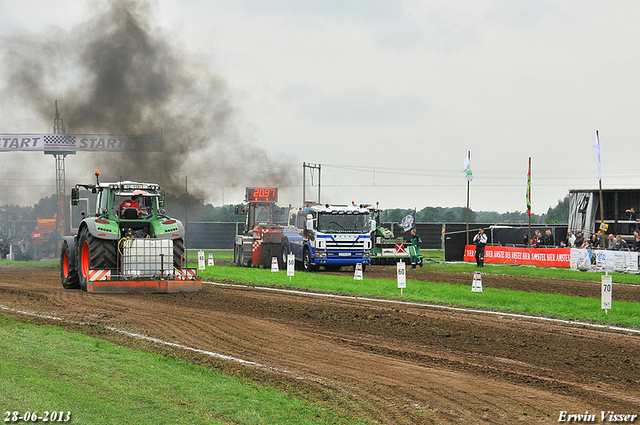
[0,0,296,203]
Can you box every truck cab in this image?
[283,203,372,271]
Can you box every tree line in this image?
[3,193,570,225]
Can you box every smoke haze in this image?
[0,0,296,205]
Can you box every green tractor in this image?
[60,170,185,291]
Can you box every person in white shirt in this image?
[566,230,576,248]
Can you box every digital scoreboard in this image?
[246,187,278,202]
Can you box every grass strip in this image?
[201,265,640,329]
[0,315,368,425]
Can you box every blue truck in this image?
[282,203,372,271]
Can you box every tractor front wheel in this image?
[76,226,117,291]
[60,239,79,289]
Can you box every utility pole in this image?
[302,162,321,204]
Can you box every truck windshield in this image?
[317,213,369,233]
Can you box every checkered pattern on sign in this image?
[252,240,262,252]
[127,135,163,151]
[44,135,76,147]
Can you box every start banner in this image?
[0,134,163,152]
[464,245,571,268]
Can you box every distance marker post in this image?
[397,260,406,295]
[198,250,205,271]
[602,273,612,314]
[286,253,295,280]
[472,271,483,293]
[354,263,363,280]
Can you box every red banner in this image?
[464,245,571,268]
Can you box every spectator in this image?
[574,231,584,247]
[472,228,487,268]
[592,230,604,249]
[16,225,31,260]
[544,229,554,246]
[580,238,592,249]
[30,226,44,260]
[566,230,576,248]
[626,207,638,233]
[535,230,544,247]
[632,235,640,252]
[523,234,529,247]
[606,233,616,250]
[558,241,567,248]
[17,225,30,242]
[613,234,629,251]
[530,231,537,248]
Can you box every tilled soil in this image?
[1,263,639,424]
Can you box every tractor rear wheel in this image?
[173,238,185,270]
[60,239,79,289]
[76,226,117,291]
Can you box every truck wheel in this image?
[279,243,289,269]
[76,226,117,291]
[60,239,80,289]
[173,238,184,270]
[303,249,316,272]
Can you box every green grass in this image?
[200,264,640,329]
[0,315,368,425]
[0,258,58,267]
[185,249,233,263]
[422,260,640,284]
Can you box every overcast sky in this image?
[1,0,638,215]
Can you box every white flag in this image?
[593,130,601,180]
[462,152,471,171]
[462,152,473,181]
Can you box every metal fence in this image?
[185,221,558,251]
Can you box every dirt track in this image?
[1,263,639,424]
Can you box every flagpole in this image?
[466,150,470,246]
[596,130,604,226]
[528,157,531,245]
